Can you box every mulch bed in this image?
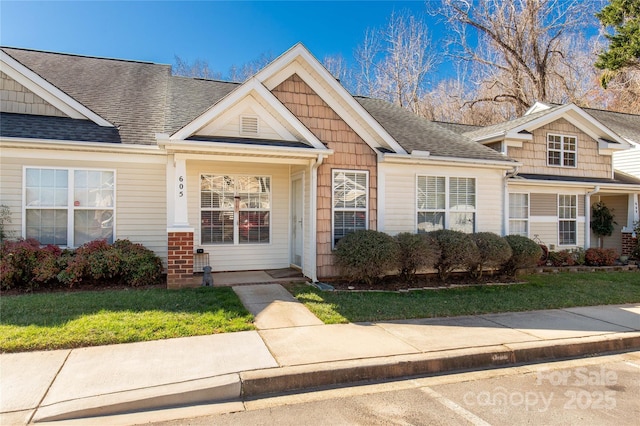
[322,272,518,291]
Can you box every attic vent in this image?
[240,115,259,136]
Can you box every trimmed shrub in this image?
[467,232,512,280]
[0,239,65,291]
[502,235,543,276]
[334,230,399,286]
[585,248,618,266]
[547,249,577,267]
[112,239,164,287]
[428,229,479,282]
[395,232,438,282]
[58,240,122,287]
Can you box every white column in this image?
[625,193,639,233]
[167,154,192,230]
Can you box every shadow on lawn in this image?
[0,286,252,327]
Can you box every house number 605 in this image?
[178,176,184,197]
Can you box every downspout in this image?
[585,186,600,249]
[504,166,519,236]
[310,153,325,283]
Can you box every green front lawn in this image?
[287,271,640,323]
[0,287,254,353]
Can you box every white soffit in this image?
[0,51,113,127]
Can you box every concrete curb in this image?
[240,332,640,397]
[31,332,640,423]
[32,374,240,423]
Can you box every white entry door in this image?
[291,176,304,267]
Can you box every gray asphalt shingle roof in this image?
[0,112,121,143]
[462,105,565,140]
[355,96,514,162]
[2,47,170,145]
[583,108,640,144]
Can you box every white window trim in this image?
[547,133,577,168]
[558,194,578,246]
[332,169,369,248]
[509,192,530,237]
[199,173,272,246]
[416,175,477,233]
[22,166,116,248]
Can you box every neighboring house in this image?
[0,44,637,288]
[461,102,640,256]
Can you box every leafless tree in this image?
[433,0,603,117]
[352,10,439,114]
[173,55,222,80]
[227,52,274,82]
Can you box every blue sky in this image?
[1,1,438,77]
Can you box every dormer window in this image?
[240,115,259,136]
[547,134,576,167]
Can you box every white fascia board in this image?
[0,136,162,155]
[505,130,533,141]
[0,51,113,127]
[255,44,408,154]
[598,138,629,152]
[472,131,506,144]
[524,101,554,115]
[381,152,519,170]
[170,79,326,150]
[159,137,332,158]
[507,178,640,192]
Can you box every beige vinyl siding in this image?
[613,144,640,178]
[1,72,67,117]
[590,195,628,250]
[0,147,167,262]
[187,160,290,272]
[530,193,557,216]
[380,163,505,236]
[197,106,285,141]
[508,118,612,179]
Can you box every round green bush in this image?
[334,230,399,286]
[467,232,512,280]
[428,229,479,282]
[502,235,543,276]
[394,232,439,282]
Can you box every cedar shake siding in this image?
[508,118,613,179]
[272,74,378,278]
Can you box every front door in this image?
[291,175,304,268]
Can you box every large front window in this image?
[332,170,368,247]
[509,193,529,236]
[200,175,270,244]
[558,194,577,245]
[547,134,577,167]
[417,176,476,233]
[24,168,114,246]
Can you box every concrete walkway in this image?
[1,284,639,425]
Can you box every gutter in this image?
[309,154,325,283]
[585,186,601,249]
[381,152,520,170]
[0,137,163,155]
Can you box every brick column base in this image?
[621,232,638,258]
[167,231,195,289]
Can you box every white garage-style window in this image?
[332,170,368,247]
[547,134,577,167]
[24,167,115,246]
[200,175,271,245]
[509,193,529,236]
[558,194,577,245]
[417,176,476,233]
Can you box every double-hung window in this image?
[509,193,529,236]
[417,176,476,233]
[24,167,115,246]
[200,175,270,245]
[332,170,368,247]
[558,194,577,245]
[547,134,577,167]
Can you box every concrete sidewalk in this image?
[1,284,639,425]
